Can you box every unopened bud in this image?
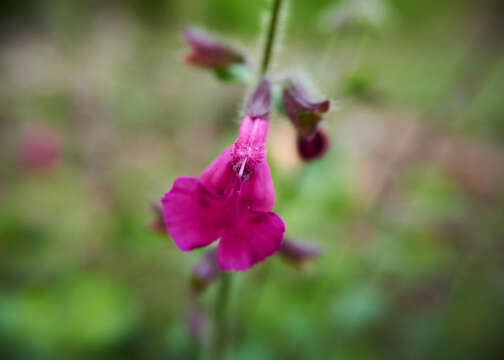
[279,238,321,271]
[183,27,251,83]
[186,300,210,345]
[149,203,166,235]
[191,248,222,296]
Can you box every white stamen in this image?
[238,157,247,177]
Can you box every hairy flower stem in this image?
[212,273,232,359]
[260,0,284,76]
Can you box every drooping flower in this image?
[282,79,331,161]
[161,80,285,271]
[183,27,250,82]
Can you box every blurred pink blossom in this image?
[19,124,62,173]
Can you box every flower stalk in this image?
[212,273,232,358]
[260,0,284,76]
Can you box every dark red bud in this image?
[297,130,329,161]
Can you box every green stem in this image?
[212,273,232,359]
[260,0,284,76]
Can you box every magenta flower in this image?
[161,80,285,271]
[282,79,331,161]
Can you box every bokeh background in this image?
[1,0,504,359]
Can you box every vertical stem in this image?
[260,0,284,76]
[213,273,232,359]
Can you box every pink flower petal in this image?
[236,116,268,146]
[162,177,223,251]
[217,210,285,271]
[199,147,235,197]
[240,160,274,212]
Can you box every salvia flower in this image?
[282,79,331,161]
[161,80,285,271]
[279,238,320,271]
[183,27,250,82]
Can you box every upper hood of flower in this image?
[245,79,271,119]
[200,80,272,193]
[282,79,330,138]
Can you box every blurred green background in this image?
[1,0,504,359]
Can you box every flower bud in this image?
[183,27,251,83]
[149,203,166,235]
[190,248,222,296]
[282,80,330,161]
[185,300,210,345]
[279,238,320,271]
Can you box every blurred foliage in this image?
[1,0,504,359]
